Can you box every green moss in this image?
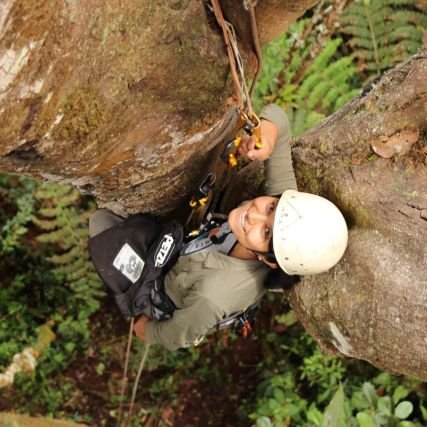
[295,164,322,194]
[54,85,105,142]
[340,194,373,229]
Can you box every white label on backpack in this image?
[113,243,145,283]
[155,234,175,267]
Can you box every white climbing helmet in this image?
[273,190,348,275]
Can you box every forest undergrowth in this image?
[0,1,426,426]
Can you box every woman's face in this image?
[228,196,278,253]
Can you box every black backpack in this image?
[88,214,183,320]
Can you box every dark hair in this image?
[253,246,300,291]
[264,269,300,291]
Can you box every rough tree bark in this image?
[0,0,316,215]
[1,1,426,380]
[289,48,427,380]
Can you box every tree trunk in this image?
[0,0,316,216]
[289,47,427,380]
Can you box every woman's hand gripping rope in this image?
[237,118,279,162]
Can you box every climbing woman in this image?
[88,104,348,350]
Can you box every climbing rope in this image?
[124,343,151,427]
[209,0,264,173]
[210,0,244,109]
[210,0,262,117]
[116,317,135,427]
[116,321,151,427]
[247,3,263,99]
[204,0,264,211]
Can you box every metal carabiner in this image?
[189,172,216,208]
[240,111,263,149]
[220,136,242,167]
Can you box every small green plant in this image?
[254,19,315,112]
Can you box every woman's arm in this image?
[237,104,297,195]
[136,294,222,351]
[262,104,298,195]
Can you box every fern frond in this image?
[295,39,359,113]
[54,214,86,230]
[349,37,376,51]
[37,207,59,218]
[322,88,340,109]
[253,18,316,110]
[394,39,424,54]
[310,38,342,72]
[47,246,82,265]
[285,107,325,137]
[307,81,331,110]
[55,192,81,206]
[388,0,423,5]
[33,218,58,231]
[392,10,427,25]
[35,185,71,200]
[34,183,104,315]
[54,258,86,275]
[297,73,322,102]
[389,26,424,43]
[37,228,68,244]
[340,0,426,79]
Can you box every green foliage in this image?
[296,38,361,112]
[247,307,426,427]
[340,0,427,76]
[300,347,346,403]
[254,19,314,112]
[249,371,308,426]
[284,36,360,135]
[0,175,37,255]
[34,183,104,313]
[321,384,346,427]
[256,0,424,136]
[250,363,425,427]
[0,176,105,415]
[320,380,418,426]
[255,20,361,136]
